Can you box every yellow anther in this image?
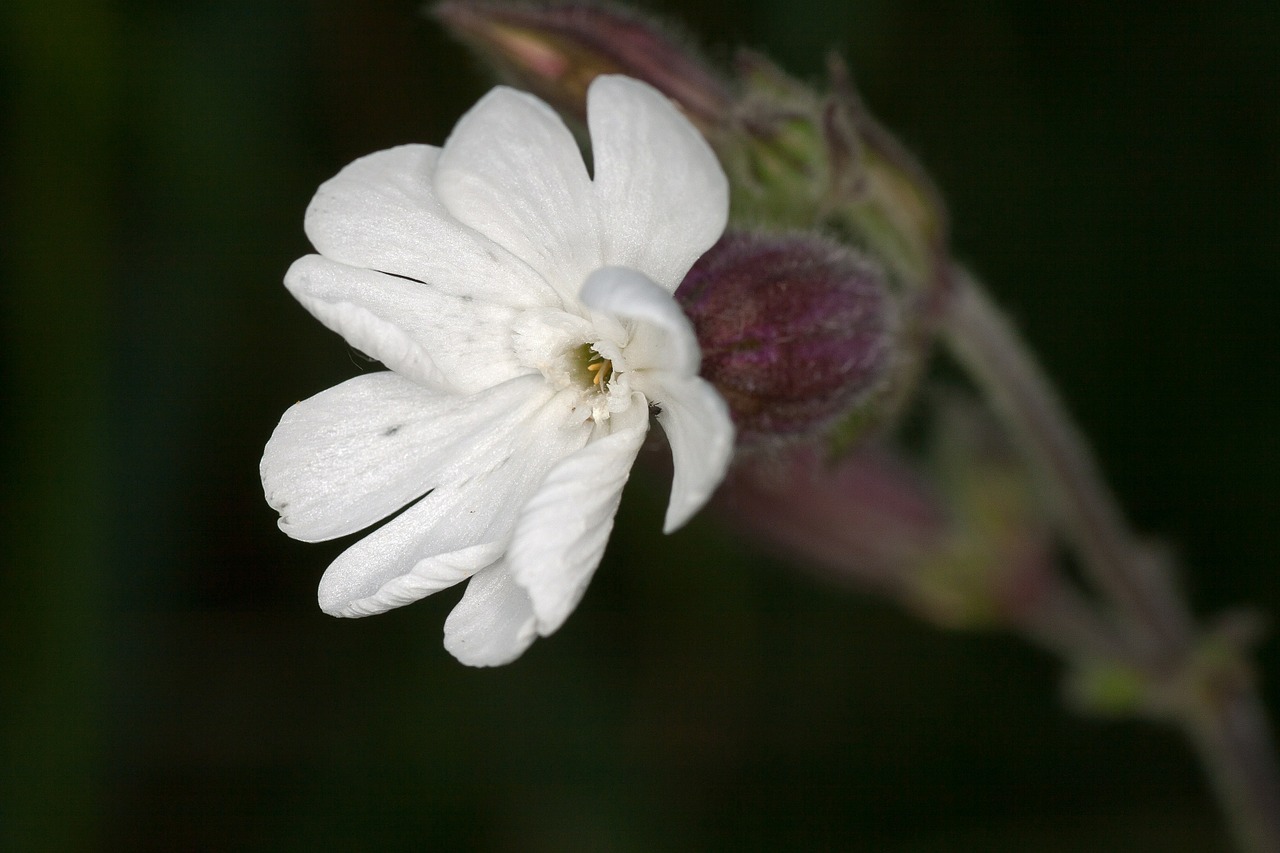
[587,358,612,387]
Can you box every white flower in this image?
[261,76,733,666]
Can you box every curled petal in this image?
[655,376,735,532]
[322,536,507,619]
[443,562,538,667]
[316,478,514,618]
[588,75,728,290]
[435,87,600,302]
[509,399,649,635]
[304,144,556,307]
[580,266,699,376]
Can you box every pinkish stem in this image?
[945,267,1280,852]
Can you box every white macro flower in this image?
[261,75,733,666]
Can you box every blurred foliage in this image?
[1,0,1276,849]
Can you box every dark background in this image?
[2,0,1277,849]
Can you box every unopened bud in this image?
[822,56,948,282]
[917,392,1059,629]
[722,445,950,599]
[721,393,1060,633]
[676,230,896,450]
[434,1,732,132]
[723,52,949,299]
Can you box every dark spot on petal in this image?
[383,425,401,437]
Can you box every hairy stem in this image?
[943,267,1280,852]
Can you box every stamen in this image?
[571,342,614,391]
[587,358,613,387]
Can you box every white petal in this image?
[316,480,511,618]
[588,75,729,291]
[322,534,507,619]
[434,87,600,302]
[315,386,593,617]
[262,372,547,542]
[654,376,735,533]
[443,562,538,667]
[304,144,557,307]
[284,254,528,393]
[580,266,699,376]
[508,400,649,635]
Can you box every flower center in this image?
[569,341,617,396]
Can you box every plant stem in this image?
[943,267,1280,852]
[1185,689,1280,853]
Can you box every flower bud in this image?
[720,394,1060,633]
[676,230,896,450]
[723,52,949,299]
[434,1,732,132]
[722,445,950,599]
[915,392,1059,629]
[822,55,948,288]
